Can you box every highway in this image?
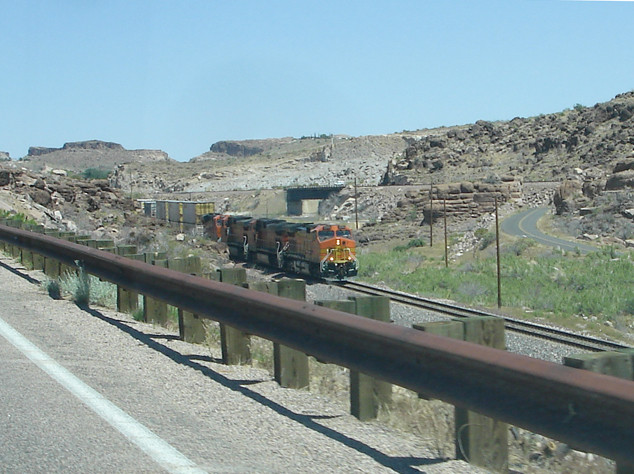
[501,207,599,254]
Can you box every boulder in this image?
[553,180,583,215]
[29,188,52,207]
[0,170,12,186]
[613,159,634,173]
[605,169,634,190]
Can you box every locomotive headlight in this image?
[329,256,334,261]
[336,239,341,245]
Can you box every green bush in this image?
[43,278,61,299]
[82,168,111,180]
[508,238,536,256]
[0,211,36,226]
[394,238,426,252]
[475,230,496,250]
[58,271,116,308]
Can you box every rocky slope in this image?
[111,134,416,194]
[384,92,634,185]
[3,92,634,245]
[0,162,136,236]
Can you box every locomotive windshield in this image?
[335,229,351,238]
[317,230,335,241]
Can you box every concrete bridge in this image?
[286,185,345,216]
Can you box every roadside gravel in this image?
[0,255,487,473]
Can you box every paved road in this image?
[0,256,481,474]
[501,207,599,254]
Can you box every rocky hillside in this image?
[111,134,416,194]
[384,92,634,185]
[0,162,136,237]
[3,92,633,246]
[18,140,173,174]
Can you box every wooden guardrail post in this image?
[414,316,508,473]
[316,297,392,419]
[59,233,80,277]
[314,299,356,366]
[458,317,507,472]
[20,245,33,270]
[32,250,45,271]
[349,296,392,421]
[42,232,62,279]
[564,350,634,474]
[166,256,204,342]
[273,279,309,389]
[412,320,463,399]
[23,225,45,269]
[218,268,251,365]
[114,246,139,313]
[142,252,168,324]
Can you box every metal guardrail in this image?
[1,223,633,465]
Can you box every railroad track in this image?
[336,280,631,352]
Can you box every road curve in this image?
[501,207,599,254]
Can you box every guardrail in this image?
[1,222,633,467]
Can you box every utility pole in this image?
[429,181,433,247]
[354,177,359,230]
[444,199,448,268]
[495,196,502,308]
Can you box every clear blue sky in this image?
[1,1,633,162]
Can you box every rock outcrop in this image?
[19,140,173,174]
[0,163,135,232]
[379,179,522,224]
[383,92,634,185]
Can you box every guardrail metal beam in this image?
[1,223,633,465]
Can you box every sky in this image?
[1,1,633,162]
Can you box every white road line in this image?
[0,316,208,474]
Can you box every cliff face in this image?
[382,92,634,185]
[20,140,173,173]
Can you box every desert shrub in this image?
[43,278,61,299]
[457,281,488,301]
[0,211,36,226]
[59,271,116,308]
[82,168,111,180]
[508,238,536,256]
[476,230,496,250]
[394,238,426,252]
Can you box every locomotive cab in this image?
[315,224,358,279]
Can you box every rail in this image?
[337,280,631,352]
[1,223,633,465]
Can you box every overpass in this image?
[286,185,345,215]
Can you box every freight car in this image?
[202,214,358,279]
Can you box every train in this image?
[202,213,358,279]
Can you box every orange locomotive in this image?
[202,214,358,279]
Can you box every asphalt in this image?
[501,207,600,254]
[0,255,484,474]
